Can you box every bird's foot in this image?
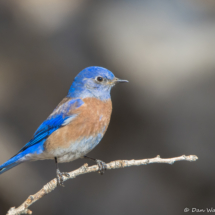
[96,159,107,175]
[56,169,70,187]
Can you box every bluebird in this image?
[0,66,128,186]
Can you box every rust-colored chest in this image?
[45,97,112,152]
[70,97,113,137]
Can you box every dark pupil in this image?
[97,77,103,82]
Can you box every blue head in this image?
[68,66,128,100]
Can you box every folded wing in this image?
[16,98,84,155]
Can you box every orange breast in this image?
[44,98,112,152]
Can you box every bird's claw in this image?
[56,169,69,187]
[96,159,107,175]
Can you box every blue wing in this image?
[16,98,84,154]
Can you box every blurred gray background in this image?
[0,0,215,214]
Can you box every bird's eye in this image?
[96,76,103,82]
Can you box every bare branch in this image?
[6,154,198,215]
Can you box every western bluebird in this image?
[0,66,128,186]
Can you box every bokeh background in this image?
[0,0,215,214]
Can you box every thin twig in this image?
[6,154,198,215]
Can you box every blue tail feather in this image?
[0,152,25,175]
[0,162,20,175]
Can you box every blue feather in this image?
[0,141,46,175]
[17,98,84,154]
[68,66,115,100]
[0,98,84,174]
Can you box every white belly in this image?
[57,134,103,163]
